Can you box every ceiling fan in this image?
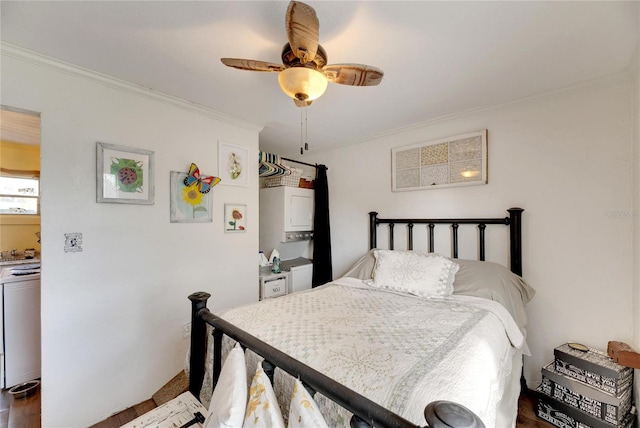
[220,1,384,107]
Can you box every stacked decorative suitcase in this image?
[537,343,636,428]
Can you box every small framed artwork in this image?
[97,142,155,204]
[218,142,248,187]
[224,203,246,232]
[170,171,214,223]
[391,129,487,192]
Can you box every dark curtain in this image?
[312,165,332,287]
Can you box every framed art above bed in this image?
[391,130,487,192]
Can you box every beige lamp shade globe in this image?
[278,67,328,102]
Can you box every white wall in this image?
[303,74,636,386]
[1,46,261,427]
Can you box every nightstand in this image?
[259,271,289,300]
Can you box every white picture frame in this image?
[170,171,214,223]
[391,130,487,192]
[218,142,248,187]
[224,203,247,233]
[96,142,155,204]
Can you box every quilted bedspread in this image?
[199,277,524,427]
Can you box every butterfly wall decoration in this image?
[183,163,221,194]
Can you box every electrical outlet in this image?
[182,322,191,339]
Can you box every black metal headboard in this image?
[369,208,524,276]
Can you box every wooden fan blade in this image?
[323,64,384,86]
[220,58,284,72]
[286,1,319,64]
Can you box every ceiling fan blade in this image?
[286,1,319,64]
[220,58,284,72]
[323,64,384,86]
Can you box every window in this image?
[0,176,40,215]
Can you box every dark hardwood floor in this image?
[516,389,554,428]
[0,385,552,428]
[88,399,156,428]
[0,385,41,428]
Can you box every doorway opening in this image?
[0,105,42,411]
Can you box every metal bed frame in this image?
[188,208,524,427]
[369,208,524,276]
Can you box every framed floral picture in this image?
[218,142,248,187]
[224,203,246,232]
[170,171,214,223]
[96,142,154,204]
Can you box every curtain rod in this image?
[281,157,318,169]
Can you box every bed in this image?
[187,208,535,427]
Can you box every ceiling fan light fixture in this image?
[278,67,328,103]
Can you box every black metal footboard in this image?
[188,292,485,428]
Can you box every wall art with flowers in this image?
[224,203,246,233]
[218,141,248,187]
[170,164,220,223]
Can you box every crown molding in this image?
[0,42,263,133]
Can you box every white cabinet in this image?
[260,187,314,243]
[287,189,314,230]
[289,264,313,293]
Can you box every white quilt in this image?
[199,277,523,427]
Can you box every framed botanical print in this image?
[170,171,214,223]
[224,203,246,232]
[218,142,248,187]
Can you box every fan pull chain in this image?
[300,108,309,155]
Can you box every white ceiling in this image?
[1,1,638,157]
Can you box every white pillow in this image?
[243,363,285,428]
[203,343,248,428]
[288,379,328,428]
[370,250,459,298]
